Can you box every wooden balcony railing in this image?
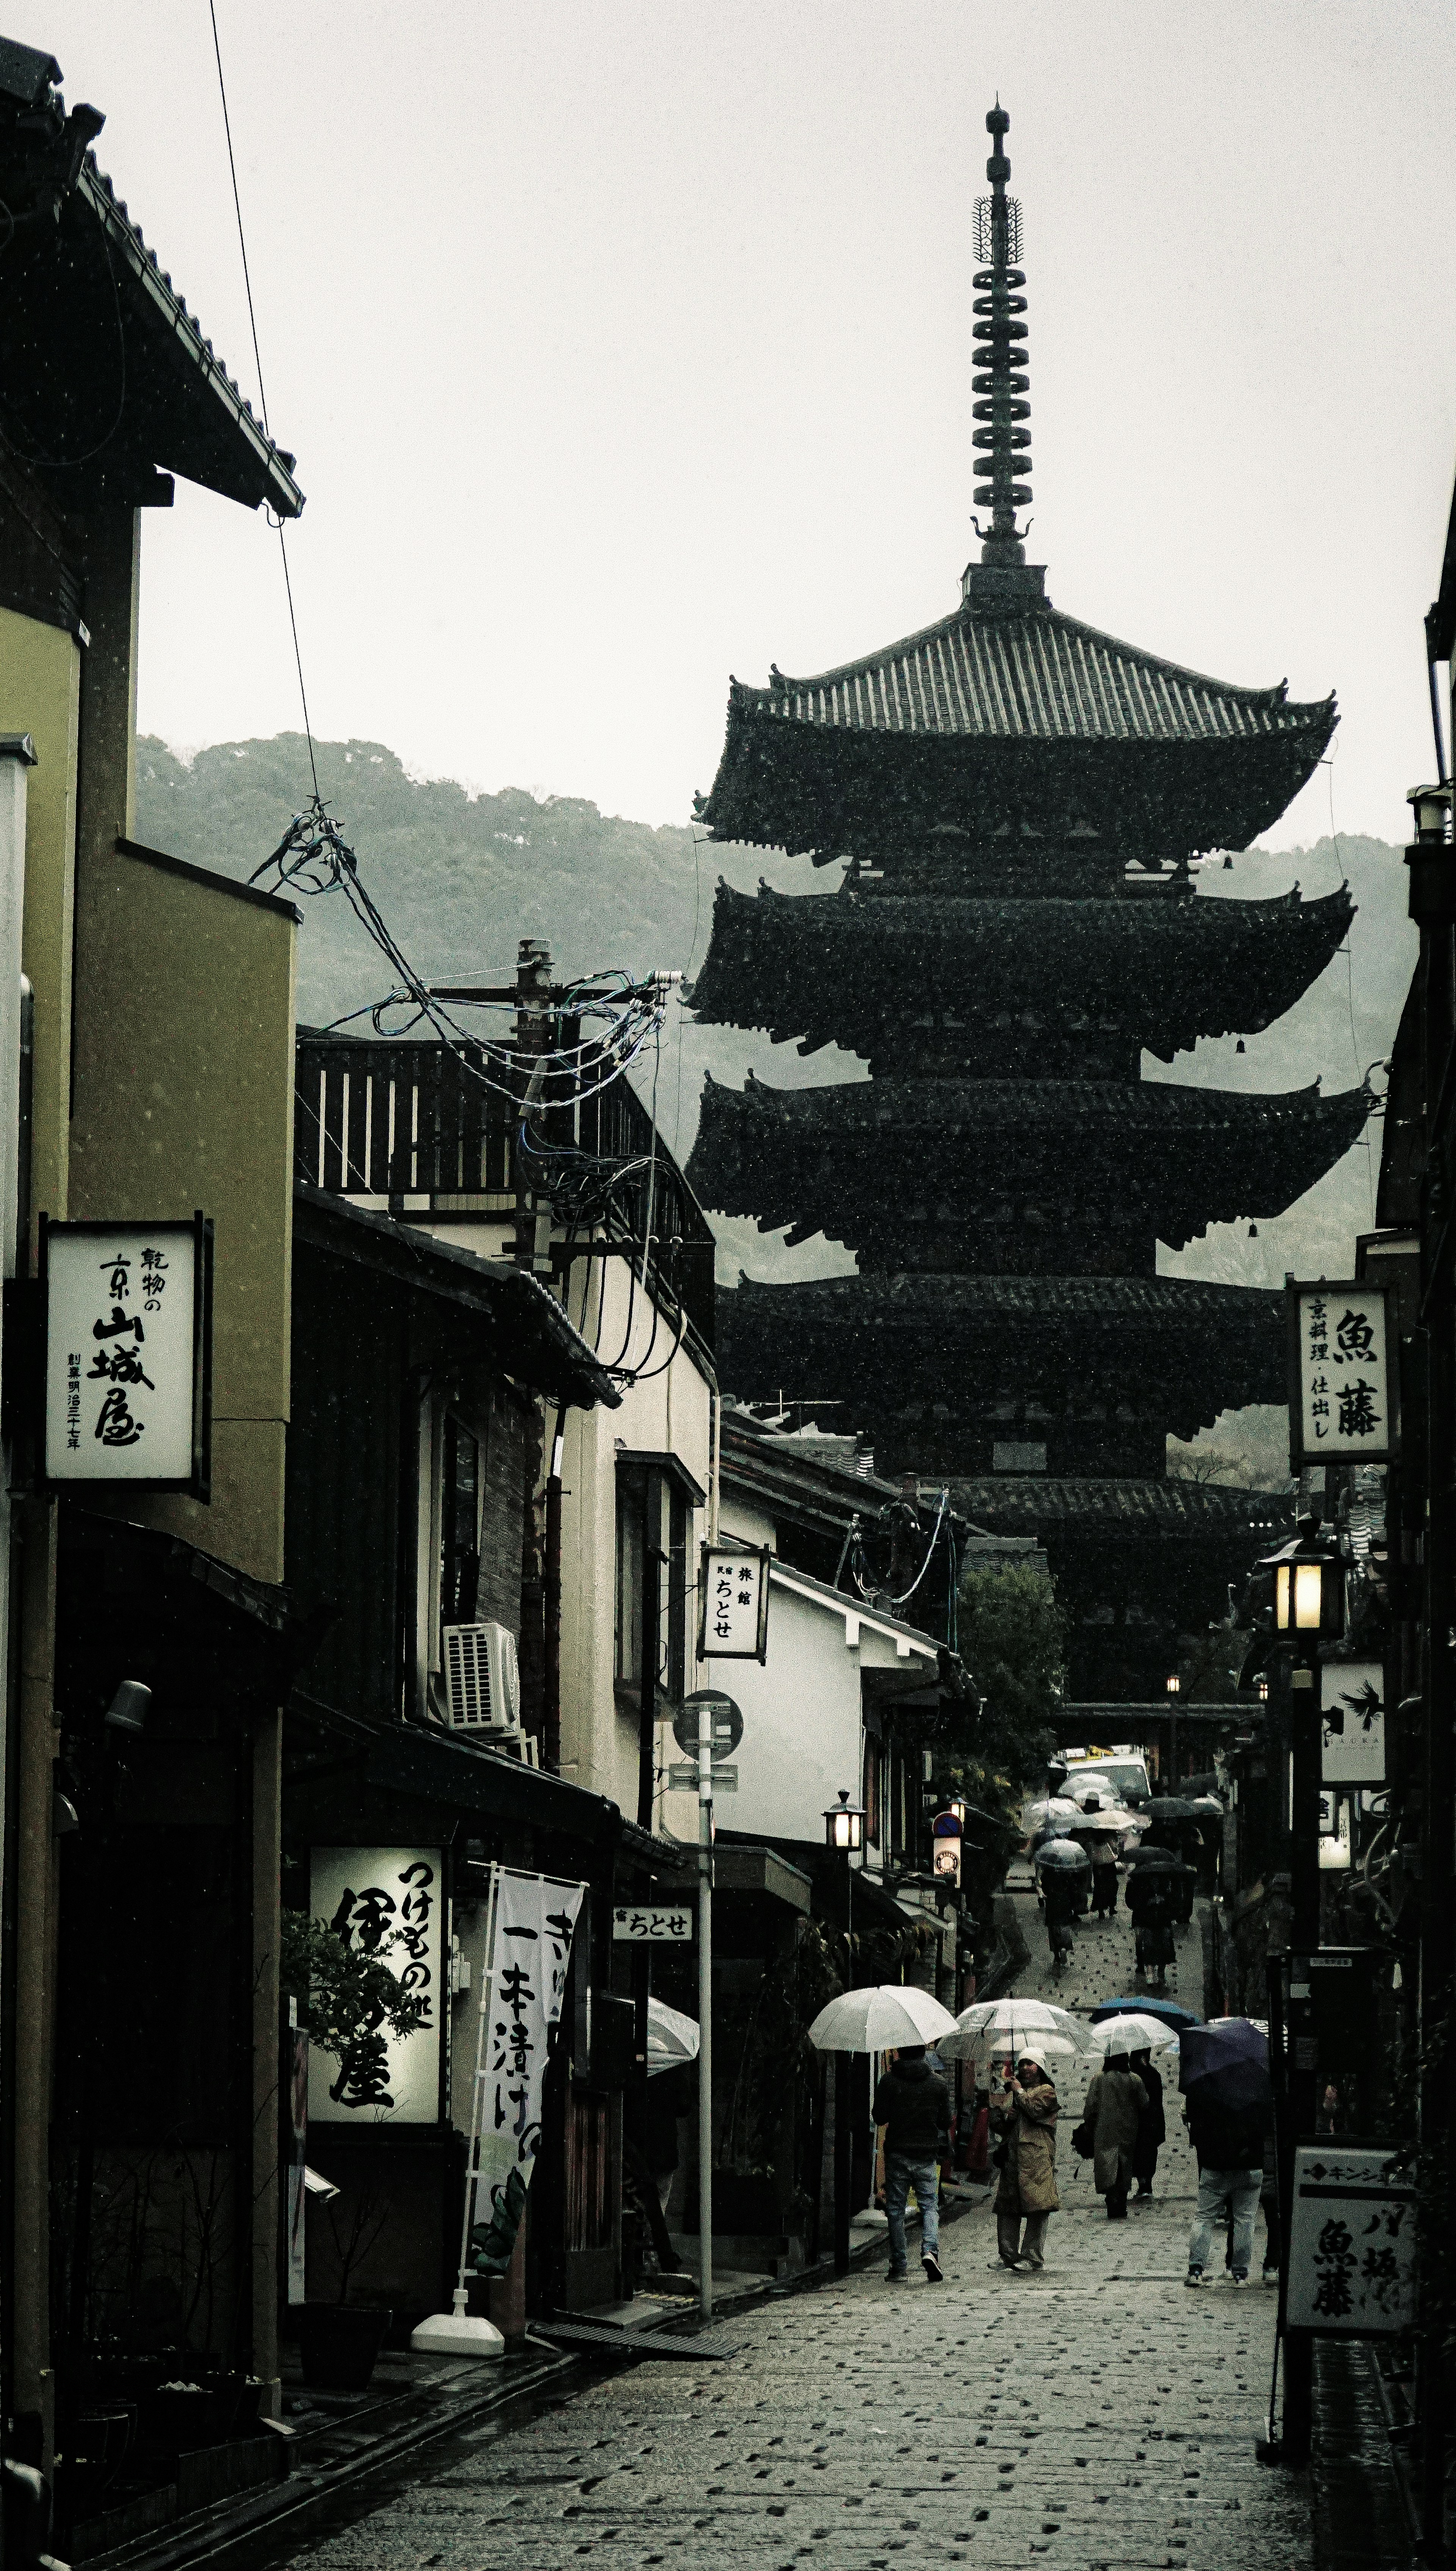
[295,1032,715,1352]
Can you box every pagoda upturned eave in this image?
[687,878,1357,1067]
[697,598,1337,861]
[687,1070,1371,1260]
[713,1270,1288,1475]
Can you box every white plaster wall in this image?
[555,1253,712,1814]
[665,1570,939,1854]
[414,1220,712,1818]
[718,1496,776,1552]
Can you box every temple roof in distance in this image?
[689,878,1357,1066]
[943,1476,1296,1539]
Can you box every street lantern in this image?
[1165,1673,1181,1696]
[1408,782,1452,842]
[1405,782,1455,924]
[824,1789,864,1853]
[1257,1675,1270,1704]
[1261,1526,1343,1641]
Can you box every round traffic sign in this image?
[673,1689,744,1763]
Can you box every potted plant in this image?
[281,1911,430,2391]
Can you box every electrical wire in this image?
[209,0,320,798]
[207,1,678,1297]
[889,1489,949,1608]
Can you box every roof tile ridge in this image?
[1039,603,1333,716]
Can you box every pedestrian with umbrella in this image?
[1082,2015,1175,2206]
[1085,1828,1121,1921]
[1079,2032,1146,2218]
[1178,2017,1272,2288]
[1123,1847,1190,1985]
[988,2053,1061,2271]
[807,1986,959,2286]
[1033,1838,1090,1973]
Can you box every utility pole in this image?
[697,1691,714,2322]
[512,937,555,1277]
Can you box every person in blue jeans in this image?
[1183,2088,1270,2287]
[872,2043,951,2284]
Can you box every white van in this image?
[1059,1749,1151,1808]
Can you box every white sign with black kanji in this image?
[697,1544,770,1662]
[1287,2146,1417,2334]
[1289,1281,1393,1466]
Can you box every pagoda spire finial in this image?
[967,100,1035,585]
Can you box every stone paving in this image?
[278,1888,1313,2571]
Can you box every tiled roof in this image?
[79,157,304,517]
[688,881,1355,1068]
[753,604,1333,749]
[704,1071,1368,1140]
[726,1272,1282,1326]
[944,1476,1296,1534]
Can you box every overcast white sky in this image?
[14,1,1456,843]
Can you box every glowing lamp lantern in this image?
[1165,1674,1181,1696]
[1265,1532,1344,1641]
[824,1790,864,1854]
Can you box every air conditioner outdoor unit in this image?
[441,1622,521,1736]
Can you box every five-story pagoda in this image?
[686,105,1369,1700]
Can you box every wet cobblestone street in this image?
[278,1892,1313,2571]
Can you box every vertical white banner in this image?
[470,1872,585,2266]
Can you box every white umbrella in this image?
[1023,1795,1081,1834]
[1067,1800,1144,1840]
[806,1984,959,2054]
[940,1996,1091,2064]
[646,1996,700,2076]
[1084,2012,1181,2059]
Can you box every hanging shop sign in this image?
[612,1902,693,1942]
[39,1213,213,1495]
[467,1869,586,2276]
[1286,1279,1394,1469]
[1321,1661,1386,1787]
[697,1544,771,1661]
[1286,2145,1417,2334]
[308,1846,444,2124]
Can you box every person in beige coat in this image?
[990,2054,1061,2270]
[1082,2058,1146,2219]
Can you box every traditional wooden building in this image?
[687,104,1360,1697]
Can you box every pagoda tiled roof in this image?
[750,605,1331,749]
[698,599,1337,860]
[689,1070,1371,1260]
[714,1270,1288,1470]
[688,879,1357,1069]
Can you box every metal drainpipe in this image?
[544,1423,563,1772]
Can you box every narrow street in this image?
[274,1888,1312,2571]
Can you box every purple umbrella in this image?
[1178,2015,1271,2111]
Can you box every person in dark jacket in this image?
[1183,2088,1271,2287]
[1128,2048,1166,2201]
[872,2044,951,2284]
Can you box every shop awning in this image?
[363,1721,621,1846]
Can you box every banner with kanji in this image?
[469,1871,585,2275]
